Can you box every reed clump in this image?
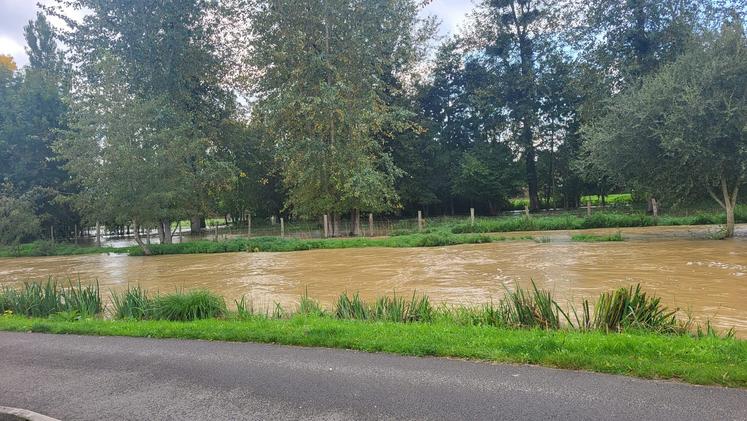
[0,279,728,338]
[111,288,226,321]
[0,278,101,318]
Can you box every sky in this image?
[0,0,476,67]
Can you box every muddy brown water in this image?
[1,224,746,336]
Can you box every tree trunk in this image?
[133,220,151,256]
[523,124,540,212]
[351,209,361,236]
[709,176,740,238]
[190,216,203,234]
[160,219,173,244]
[332,213,340,237]
[726,203,736,238]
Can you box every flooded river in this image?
[1,225,746,335]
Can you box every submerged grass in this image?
[571,231,624,242]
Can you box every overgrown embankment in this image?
[0,280,744,387]
[1,207,744,258]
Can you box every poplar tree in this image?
[244,0,434,235]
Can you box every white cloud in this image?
[423,0,475,37]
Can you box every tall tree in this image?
[57,58,203,254]
[582,20,747,237]
[468,0,563,211]
[49,0,237,242]
[0,13,75,239]
[244,0,434,235]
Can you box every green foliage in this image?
[111,286,151,320]
[571,231,624,242]
[150,290,227,322]
[0,196,40,246]
[0,279,101,318]
[581,23,747,235]
[590,285,679,334]
[245,0,434,219]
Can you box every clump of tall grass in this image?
[298,289,326,316]
[111,288,226,321]
[111,286,151,319]
[150,290,226,321]
[334,291,434,323]
[0,279,102,318]
[585,285,679,333]
[501,282,571,329]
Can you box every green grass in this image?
[571,231,624,242]
[128,232,520,256]
[0,240,124,258]
[452,207,746,234]
[2,280,745,387]
[111,288,227,321]
[1,315,744,387]
[2,205,744,258]
[0,279,102,318]
[510,193,634,209]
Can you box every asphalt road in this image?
[1,332,745,420]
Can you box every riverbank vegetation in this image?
[2,206,745,257]
[1,1,745,256]
[1,280,744,387]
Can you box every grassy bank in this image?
[0,240,126,258]
[1,316,744,387]
[0,232,517,258]
[1,280,744,387]
[451,207,747,234]
[2,206,744,258]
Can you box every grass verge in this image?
[0,315,744,388]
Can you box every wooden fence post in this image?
[50,226,54,243]
[369,213,374,237]
[418,211,423,232]
[652,198,659,221]
[74,224,78,245]
[323,214,329,238]
[470,208,475,226]
[280,217,285,238]
[587,200,592,216]
[247,213,252,237]
[96,222,101,247]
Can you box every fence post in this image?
[247,212,252,237]
[214,221,218,241]
[96,221,101,247]
[369,213,374,237]
[651,198,659,221]
[587,200,592,217]
[323,214,329,238]
[418,210,423,232]
[50,226,54,243]
[280,217,285,238]
[74,224,78,245]
[178,222,182,243]
[470,208,475,226]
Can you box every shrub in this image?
[150,290,227,321]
